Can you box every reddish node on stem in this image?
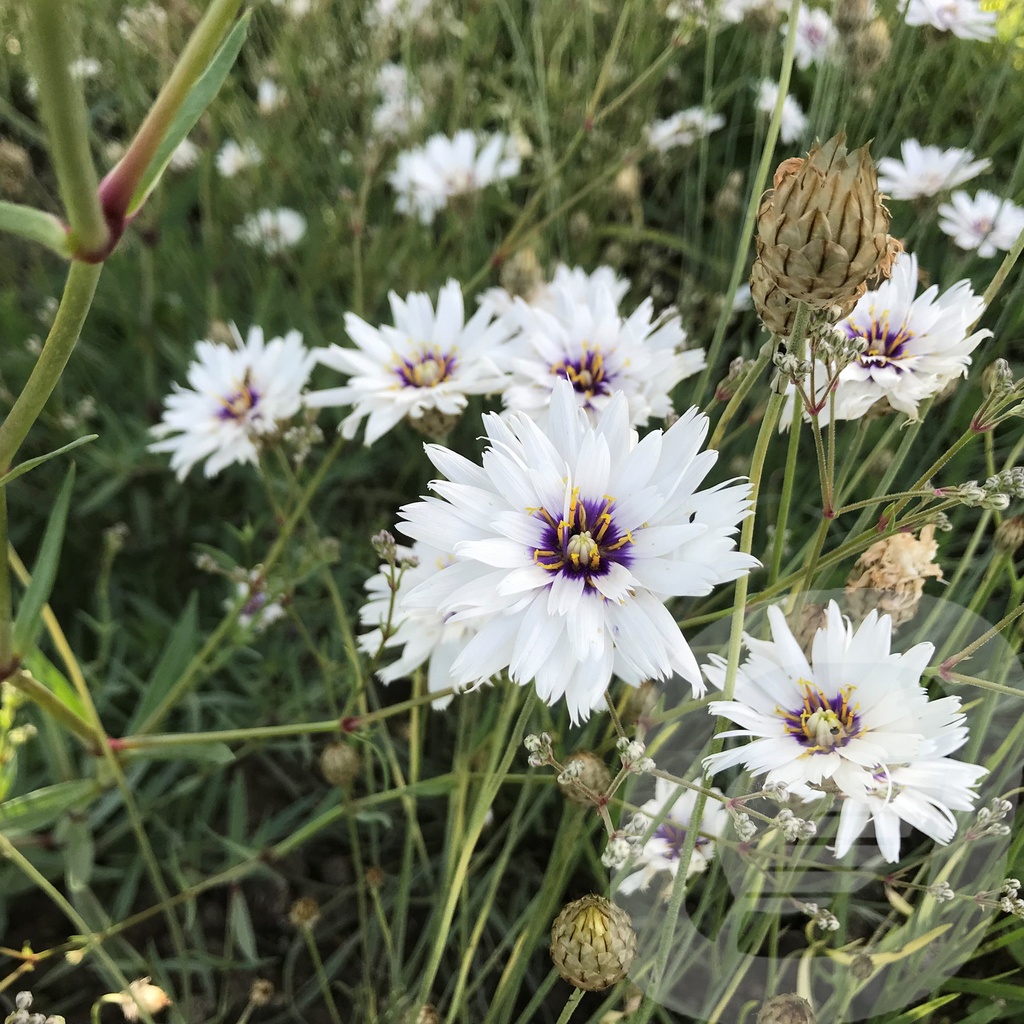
[876,515,890,532]
[938,658,957,681]
[108,737,128,751]
[340,716,361,733]
[823,505,835,520]
[583,116,594,133]
[490,251,506,269]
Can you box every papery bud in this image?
[407,407,462,442]
[756,994,817,1024]
[289,896,321,930]
[320,741,361,786]
[750,257,799,337]
[116,979,172,1021]
[560,750,613,806]
[0,140,31,198]
[834,0,874,34]
[983,358,1015,397]
[550,895,637,991]
[499,247,543,299]
[756,133,892,311]
[713,170,744,222]
[995,516,1024,554]
[613,164,641,203]
[852,18,891,75]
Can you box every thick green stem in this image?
[0,492,10,672]
[0,261,102,472]
[21,0,107,253]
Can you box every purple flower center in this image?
[394,345,457,388]
[655,821,710,861]
[843,316,915,371]
[218,371,261,420]
[779,682,862,752]
[551,345,610,401]
[532,487,633,583]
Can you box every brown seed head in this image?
[550,894,637,991]
[852,18,892,74]
[756,994,817,1024]
[560,750,613,806]
[249,979,274,1007]
[320,741,361,787]
[750,257,799,337]
[288,896,321,930]
[995,516,1024,554]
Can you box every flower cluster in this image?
[703,601,987,862]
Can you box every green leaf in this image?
[60,816,95,891]
[126,593,199,732]
[12,466,75,658]
[119,741,235,765]
[0,779,100,834]
[228,888,259,960]
[0,200,72,257]
[0,434,98,489]
[23,650,89,721]
[127,13,251,216]
[884,994,959,1024]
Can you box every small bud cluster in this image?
[282,421,325,466]
[965,797,1014,841]
[798,901,840,931]
[731,810,758,842]
[4,992,65,1024]
[715,356,757,401]
[616,736,655,774]
[972,363,1024,431]
[760,780,790,801]
[927,880,956,903]
[973,878,1024,917]
[943,477,1014,511]
[524,732,554,768]
[371,529,397,562]
[775,809,817,841]
[601,811,655,868]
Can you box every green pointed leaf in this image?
[0,435,98,489]
[60,816,95,891]
[12,466,75,659]
[228,889,259,960]
[127,13,251,217]
[119,741,235,765]
[22,649,88,721]
[0,200,72,257]
[0,779,100,834]
[126,593,199,732]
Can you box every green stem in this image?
[770,388,802,582]
[0,201,72,257]
[708,342,772,450]
[0,261,102,472]
[974,223,1024,331]
[0,490,10,673]
[302,929,343,1024]
[6,669,97,748]
[553,989,584,1024]
[21,0,107,253]
[887,426,976,523]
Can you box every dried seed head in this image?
[407,406,462,442]
[0,140,31,198]
[620,680,661,725]
[415,1006,441,1024]
[320,741,361,787]
[995,515,1024,554]
[550,894,637,991]
[756,994,817,1024]
[852,18,892,75]
[756,133,892,311]
[365,865,386,890]
[560,750,613,806]
[288,896,321,930]
[117,979,172,1021]
[845,524,942,627]
[499,246,543,299]
[750,257,799,337]
[613,164,642,203]
[834,0,874,33]
[249,979,274,1007]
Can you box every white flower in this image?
[877,140,991,200]
[754,80,808,145]
[271,0,317,15]
[498,280,706,429]
[235,208,307,254]
[825,251,990,420]
[938,190,1024,258]
[371,62,425,138]
[70,57,102,80]
[358,541,474,707]
[397,378,758,723]
[781,5,838,69]
[388,130,521,224]
[480,263,631,317]
[902,0,997,38]
[215,139,262,177]
[703,601,985,860]
[617,778,728,894]
[646,108,725,153]
[367,0,432,29]
[149,325,315,480]
[118,4,168,47]
[168,138,200,172]
[228,571,286,632]
[257,78,287,115]
[304,280,512,445]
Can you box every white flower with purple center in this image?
[149,325,315,480]
[781,4,838,69]
[902,0,997,38]
[397,378,758,723]
[877,140,991,200]
[617,778,728,894]
[358,540,474,707]
[228,570,286,632]
[938,190,1024,258]
[703,601,985,860]
[304,280,512,445]
[388,130,521,224]
[498,279,705,429]
[645,108,726,153]
[830,251,990,420]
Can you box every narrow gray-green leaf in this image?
[119,741,236,765]
[0,200,72,257]
[0,779,100,834]
[12,466,75,658]
[127,13,251,216]
[0,434,98,489]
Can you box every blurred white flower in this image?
[371,62,425,138]
[69,57,102,79]
[257,78,287,115]
[828,252,990,420]
[754,80,808,144]
[938,190,1024,257]
[305,280,512,444]
[703,601,986,862]
[118,4,168,47]
[228,571,286,632]
[646,108,725,153]
[359,541,474,707]
[877,140,991,199]
[498,280,705,429]
[215,139,263,177]
[617,779,728,894]
[149,325,315,480]
[235,208,307,254]
[270,0,316,16]
[168,138,200,172]
[388,130,521,223]
[398,378,758,723]
[367,0,432,29]
[781,4,838,68]
[480,263,631,317]
[902,0,997,38]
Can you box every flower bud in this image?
[756,133,893,311]
[756,994,816,1024]
[408,407,462,442]
[0,140,31,198]
[983,358,1015,397]
[834,0,873,34]
[750,257,798,337]
[249,980,274,1007]
[320,742,361,787]
[550,894,637,991]
[852,18,891,75]
[499,247,543,300]
[560,750,612,806]
[289,896,321,930]
[996,516,1024,554]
